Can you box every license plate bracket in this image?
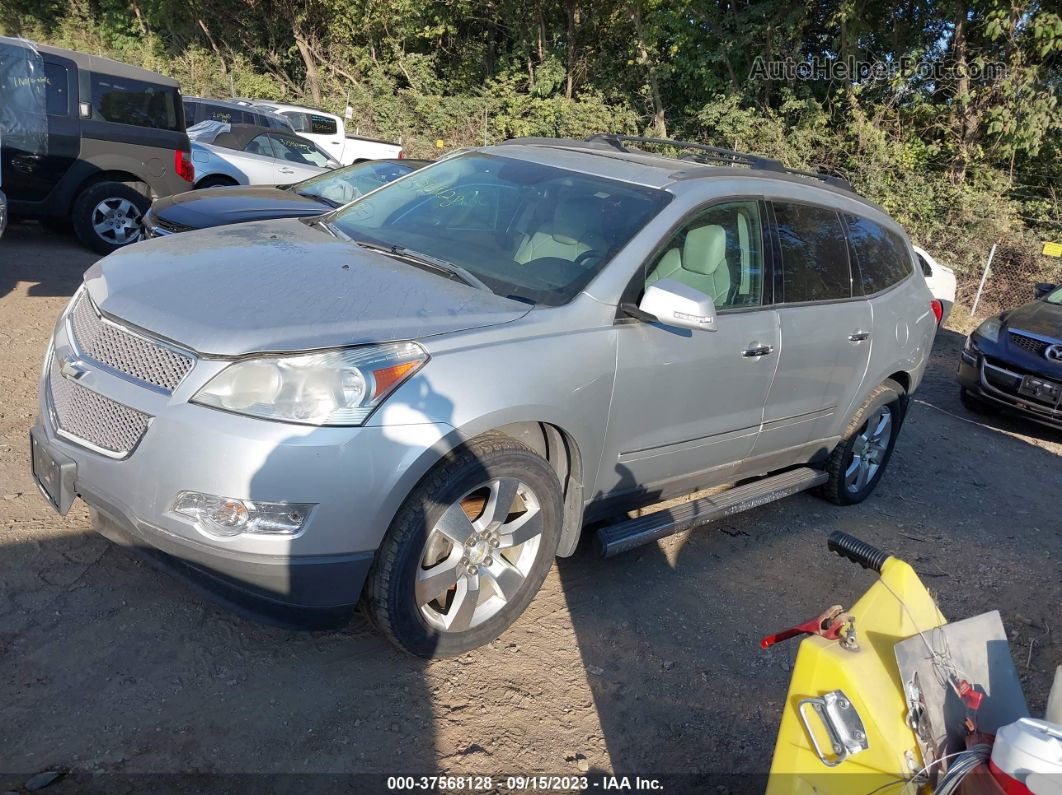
[30,428,76,515]
[1018,374,1061,404]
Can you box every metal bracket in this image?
[798,690,869,767]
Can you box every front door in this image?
[596,199,779,506]
[744,201,872,474]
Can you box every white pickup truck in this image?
[252,102,404,165]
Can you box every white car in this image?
[186,121,338,188]
[913,245,957,324]
[250,102,403,165]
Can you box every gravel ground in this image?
[1,222,1059,790]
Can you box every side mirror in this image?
[634,278,718,332]
[1034,282,1057,300]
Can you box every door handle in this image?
[278,167,295,174]
[11,153,42,173]
[848,331,871,342]
[743,344,774,358]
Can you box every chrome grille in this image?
[69,292,194,392]
[48,357,150,456]
[1009,332,1048,357]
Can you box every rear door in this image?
[0,48,80,204]
[742,200,872,475]
[597,199,780,504]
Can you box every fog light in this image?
[173,491,313,537]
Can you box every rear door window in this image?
[43,62,71,116]
[772,202,852,303]
[844,215,913,294]
[89,73,181,130]
[244,134,276,157]
[308,113,338,135]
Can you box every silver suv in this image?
[31,136,937,656]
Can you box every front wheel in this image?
[819,379,906,505]
[365,433,562,657]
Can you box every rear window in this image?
[308,113,337,135]
[844,215,913,294]
[89,73,181,131]
[773,202,853,303]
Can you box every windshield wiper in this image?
[353,241,492,292]
[297,190,339,208]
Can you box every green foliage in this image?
[2,0,1059,293]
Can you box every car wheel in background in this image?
[195,176,238,189]
[365,433,562,658]
[960,387,996,415]
[72,182,150,254]
[819,379,906,506]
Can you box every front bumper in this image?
[34,299,453,619]
[957,348,1062,430]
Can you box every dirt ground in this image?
[1,221,1059,791]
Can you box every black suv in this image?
[0,37,192,253]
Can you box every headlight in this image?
[975,316,1002,343]
[192,342,428,425]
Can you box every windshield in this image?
[297,160,417,205]
[1046,286,1062,305]
[330,153,670,305]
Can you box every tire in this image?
[196,176,238,189]
[818,379,906,506]
[960,387,996,415]
[72,182,150,255]
[365,433,562,658]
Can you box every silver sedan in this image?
[187,121,338,189]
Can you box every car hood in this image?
[84,219,532,356]
[150,185,329,229]
[1003,299,1062,340]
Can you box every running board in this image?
[595,467,828,558]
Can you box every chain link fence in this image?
[953,240,1062,319]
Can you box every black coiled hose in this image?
[827,532,890,572]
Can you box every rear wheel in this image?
[196,175,238,189]
[72,182,150,254]
[365,433,562,658]
[819,379,905,505]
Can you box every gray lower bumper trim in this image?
[87,496,372,630]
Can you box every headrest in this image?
[683,225,727,275]
[551,197,599,245]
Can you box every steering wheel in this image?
[574,249,604,267]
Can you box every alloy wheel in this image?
[416,477,543,633]
[91,197,143,246]
[845,405,893,493]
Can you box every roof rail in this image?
[584,134,856,193]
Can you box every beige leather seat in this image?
[515,197,607,264]
[646,224,731,305]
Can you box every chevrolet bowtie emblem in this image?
[60,357,89,381]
